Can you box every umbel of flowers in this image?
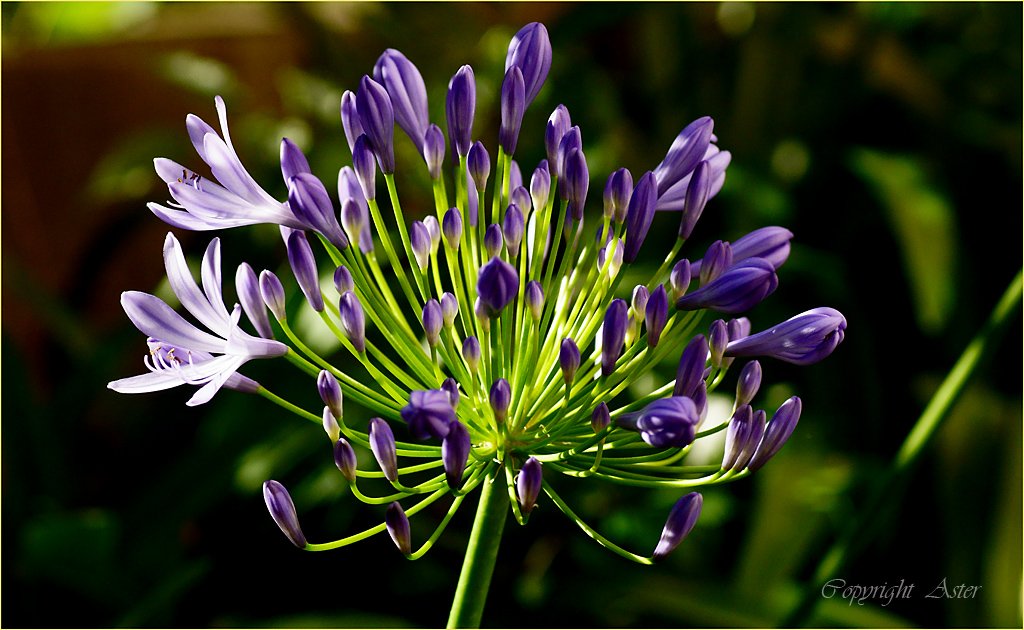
[109,21,846,622]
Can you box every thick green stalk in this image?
[446,470,509,629]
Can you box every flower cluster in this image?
[110,23,846,564]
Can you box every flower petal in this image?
[162,233,231,336]
[121,291,225,353]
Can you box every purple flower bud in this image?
[621,171,659,263]
[655,145,731,212]
[678,161,711,240]
[484,223,504,259]
[334,438,357,482]
[441,292,459,328]
[506,22,551,105]
[691,381,709,425]
[477,257,519,316]
[355,76,396,175]
[442,207,463,250]
[654,117,714,196]
[423,216,441,253]
[592,402,611,434]
[692,227,794,278]
[617,397,700,448]
[287,173,348,249]
[700,240,734,286]
[263,480,306,548]
[236,263,274,339]
[559,338,580,384]
[545,105,571,169]
[286,230,323,312]
[489,378,511,423]
[340,90,364,153]
[338,291,366,353]
[318,370,344,421]
[531,161,551,211]
[675,258,778,314]
[748,396,802,471]
[674,335,709,398]
[722,404,754,472]
[510,186,532,214]
[446,65,476,158]
[352,134,377,201]
[410,220,431,271]
[604,167,633,223]
[424,124,446,179]
[340,198,372,254]
[499,65,526,154]
[441,377,460,409]
[708,319,729,368]
[280,137,312,181]
[369,417,398,481]
[601,298,629,377]
[372,49,429,151]
[670,259,692,300]
[556,126,582,183]
[468,141,490,193]
[509,159,523,190]
[653,492,702,561]
[736,360,762,407]
[462,336,481,373]
[631,285,650,324]
[442,420,471,489]
[422,299,443,347]
[322,406,341,442]
[517,457,543,514]
[597,238,623,276]
[728,317,752,342]
[524,280,544,321]
[386,502,412,555]
[503,204,525,255]
[726,307,847,365]
[259,270,286,321]
[563,148,589,221]
[401,389,456,440]
[334,265,354,295]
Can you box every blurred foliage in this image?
[2,2,1021,628]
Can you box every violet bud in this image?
[385,502,412,555]
[601,298,629,377]
[597,238,624,276]
[691,227,794,278]
[700,240,734,285]
[441,292,459,328]
[402,389,456,440]
[530,160,551,212]
[616,397,700,448]
[442,420,471,489]
[484,223,504,259]
[678,161,711,240]
[725,307,847,365]
[563,148,589,221]
[442,207,463,250]
[675,258,779,314]
[372,48,429,151]
[322,406,341,443]
[355,75,396,174]
[369,417,398,481]
[424,123,446,179]
[236,263,274,339]
[499,65,526,154]
[652,492,703,561]
[654,116,714,196]
[623,171,658,263]
[338,291,366,353]
[259,270,287,321]
[524,280,544,321]
[441,377,460,409]
[670,259,692,300]
[424,216,442,253]
[748,396,802,471]
[604,167,633,224]
[490,378,511,424]
[340,90,364,153]
[477,257,519,316]
[505,22,552,105]
[334,265,354,295]
[510,186,532,214]
[735,360,762,406]
[722,404,754,472]
[317,369,344,421]
[352,134,377,201]
[735,408,766,472]
[410,220,431,272]
[674,334,709,398]
[728,317,752,342]
[592,402,611,434]
[280,137,311,181]
[709,319,729,368]
[556,126,582,183]
[286,230,323,312]
[560,338,581,384]
[468,141,490,193]
[422,299,443,347]
[287,172,348,249]
[691,381,709,426]
[646,285,669,348]
[446,65,476,158]
[334,438,357,482]
[341,198,372,254]
[545,105,571,169]
[503,204,525,255]
[655,144,731,212]
[517,457,543,514]
[462,336,481,373]
[263,480,306,548]
[631,285,650,324]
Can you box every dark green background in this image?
[3,2,1021,627]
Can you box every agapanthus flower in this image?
[112,22,847,618]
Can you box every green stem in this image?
[446,469,508,629]
[781,268,1022,627]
